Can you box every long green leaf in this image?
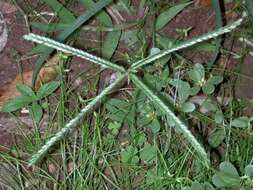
[28,73,127,166]
[43,0,75,23]
[79,0,112,26]
[79,0,121,60]
[156,1,192,30]
[31,0,113,86]
[24,33,125,72]
[208,0,223,69]
[130,18,243,70]
[130,74,210,167]
[102,31,122,60]
[1,96,32,112]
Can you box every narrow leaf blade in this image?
[156,2,191,30]
[102,31,121,60]
[30,0,113,86]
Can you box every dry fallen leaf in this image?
[0,55,60,107]
[34,54,60,90]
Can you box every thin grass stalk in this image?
[28,74,126,166]
[130,74,210,167]
[131,18,243,70]
[24,34,125,73]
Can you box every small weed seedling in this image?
[2,81,60,124]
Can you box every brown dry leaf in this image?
[34,54,60,90]
[194,0,212,7]
[0,55,60,107]
[0,1,18,14]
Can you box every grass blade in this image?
[131,18,243,70]
[31,0,113,86]
[79,0,112,26]
[102,31,122,60]
[28,73,127,166]
[43,0,75,23]
[130,74,210,167]
[155,1,192,30]
[24,33,125,72]
[208,0,223,69]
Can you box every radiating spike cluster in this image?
[24,34,125,73]
[130,74,210,166]
[25,15,244,166]
[28,74,126,166]
[131,18,243,69]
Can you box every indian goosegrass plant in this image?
[23,17,244,168]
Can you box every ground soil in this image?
[0,0,252,168]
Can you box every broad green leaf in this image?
[212,161,240,188]
[37,81,60,99]
[245,164,253,177]
[121,30,139,46]
[121,146,139,164]
[207,75,223,85]
[169,79,190,103]
[188,63,205,84]
[146,118,161,133]
[214,110,224,124]
[189,86,201,96]
[191,181,204,190]
[212,173,240,188]
[30,103,43,124]
[1,96,32,112]
[208,127,226,148]
[202,100,218,112]
[181,102,195,113]
[30,0,113,86]
[16,83,37,100]
[156,2,192,30]
[136,132,146,146]
[231,117,249,128]
[107,121,121,135]
[140,143,157,163]
[43,0,75,23]
[220,161,239,177]
[79,0,112,26]
[202,83,215,95]
[102,31,121,60]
